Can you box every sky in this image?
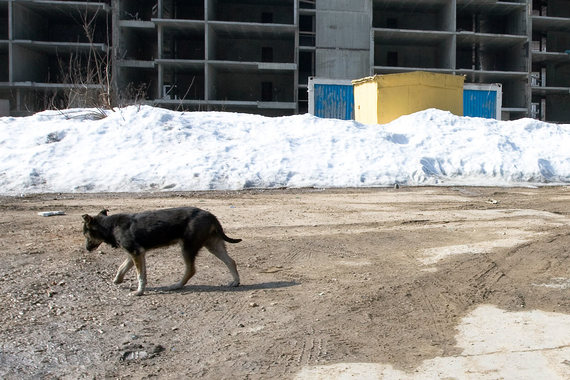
[0,105,569,195]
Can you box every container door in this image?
[314,84,354,120]
[463,89,497,119]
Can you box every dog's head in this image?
[82,209,109,251]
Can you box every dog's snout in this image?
[85,240,101,251]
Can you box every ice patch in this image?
[418,238,528,265]
[533,278,570,290]
[295,305,570,380]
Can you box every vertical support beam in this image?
[525,0,533,117]
[293,0,299,113]
[157,23,164,100]
[204,0,211,103]
[8,0,13,83]
[157,0,163,18]
[448,0,457,72]
[111,0,120,99]
[369,0,374,76]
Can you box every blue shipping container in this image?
[463,84,502,119]
[309,78,354,120]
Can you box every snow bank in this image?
[1,106,569,194]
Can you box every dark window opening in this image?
[261,82,273,101]
[387,51,398,66]
[261,47,273,62]
[261,12,273,23]
[299,15,313,32]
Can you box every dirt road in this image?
[0,187,569,379]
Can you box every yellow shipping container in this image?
[352,71,465,124]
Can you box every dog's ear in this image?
[99,209,109,216]
[82,214,93,224]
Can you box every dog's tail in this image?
[214,218,242,244]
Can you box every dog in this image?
[82,207,241,296]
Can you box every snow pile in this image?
[0,105,569,194]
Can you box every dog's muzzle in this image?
[85,240,102,251]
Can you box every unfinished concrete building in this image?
[0,0,111,114]
[1,0,570,121]
[115,0,298,115]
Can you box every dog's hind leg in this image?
[170,242,199,290]
[130,251,147,296]
[206,238,240,287]
[114,257,134,284]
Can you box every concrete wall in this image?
[0,99,9,116]
[316,49,370,79]
[315,0,371,79]
[546,94,570,121]
[12,46,48,82]
[12,3,46,40]
[548,0,570,17]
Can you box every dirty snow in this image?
[1,106,569,194]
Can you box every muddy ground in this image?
[0,187,568,379]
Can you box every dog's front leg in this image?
[130,251,147,296]
[114,257,134,284]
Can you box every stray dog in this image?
[82,207,241,296]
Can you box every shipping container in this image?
[463,83,502,120]
[308,77,354,120]
[352,72,465,124]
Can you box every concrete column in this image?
[315,0,371,79]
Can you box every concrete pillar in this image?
[315,0,371,79]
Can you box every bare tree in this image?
[54,6,113,118]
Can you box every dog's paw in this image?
[168,283,184,291]
[113,278,124,284]
[228,280,240,287]
[130,290,145,296]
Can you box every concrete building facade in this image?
[1,0,570,121]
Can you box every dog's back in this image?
[114,207,238,250]
[126,207,207,249]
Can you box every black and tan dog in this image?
[82,207,241,296]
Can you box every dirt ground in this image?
[0,187,568,379]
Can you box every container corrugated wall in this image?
[352,72,465,124]
[463,83,502,120]
[314,84,354,120]
[308,78,354,120]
